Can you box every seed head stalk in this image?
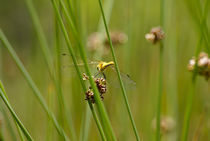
[80,0,114,140]
[156,42,164,141]
[181,0,209,140]
[53,0,107,140]
[97,0,140,140]
[156,0,165,140]
[181,34,203,141]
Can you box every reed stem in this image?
[0,81,33,141]
[0,29,70,141]
[97,0,140,140]
[51,0,109,140]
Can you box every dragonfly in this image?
[62,54,136,86]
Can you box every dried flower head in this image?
[197,52,209,67]
[86,32,104,51]
[187,52,210,80]
[82,73,89,80]
[104,31,128,48]
[145,26,165,44]
[95,77,107,99]
[84,76,107,103]
[85,89,95,103]
[87,31,127,53]
[187,57,196,71]
[152,116,176,135]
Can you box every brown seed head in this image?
[187,52,210,80]
[85,89,95,103]
[152,116,176,135]
[187,57,196,71]
[85,77,107,103]
[198,52,209,67]
[145,26,165,44]
[82,73,89,80]
[87,32,104,51]
[104,31,128,47]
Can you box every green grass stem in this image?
[156,0,165,140]
[0,81,33,141]
[0,105,17,141]
[181,1,209,139]
[0,29,70,141]
[51,0,108,140]
[79,0,114,139]
[25,0,77,139]
[25,0,52,69]
[181,79,196,141]
[180,37,203,141]
[79,104,91,141]
[0,78,26,141]
[156,43,164,141]
[197,0,209,53]
[57,0,116,139]
[97,0,140,140]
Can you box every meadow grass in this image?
[0,81,33,141]
[51,0,108,140]
[24,1,77,140]
[0,0,209,140]
[97,0,140,140]
[156,0,165,140]
[0,29,69,140]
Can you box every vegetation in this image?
[0,0,209,140]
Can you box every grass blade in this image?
[51,0,108,140]
[181,0,209,140]
[24,0,52,69]
[0,29,70,141]
[80,0,115,139]
[0,105,18,141]
[79,104,91,141]
[97,0,140,140]
[0,81,33,141]
[55,0,116,139]
[25,0,78,139]
[156,0,165,140]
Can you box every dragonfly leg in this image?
[94,72,100,78]
[102,72,106,79]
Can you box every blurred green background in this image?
[0,0,209,140]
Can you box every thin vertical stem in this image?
[0,105,17,141]
[156,43,164,141]
[24,0,52,69]
[97,0,140,140]
[181,79,196,141]
[156,0,165,140]
[181,0,209,140]
[181,37,203,141]
[51,0,109,140]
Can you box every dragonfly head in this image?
[97,61,114,72]
[96,61,105,72]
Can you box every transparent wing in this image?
[62,60,99,78]
[102,66,136,89]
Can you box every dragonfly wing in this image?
[102,67,136,89]
[110,67,136,85]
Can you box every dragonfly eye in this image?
[96,66,100,71]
